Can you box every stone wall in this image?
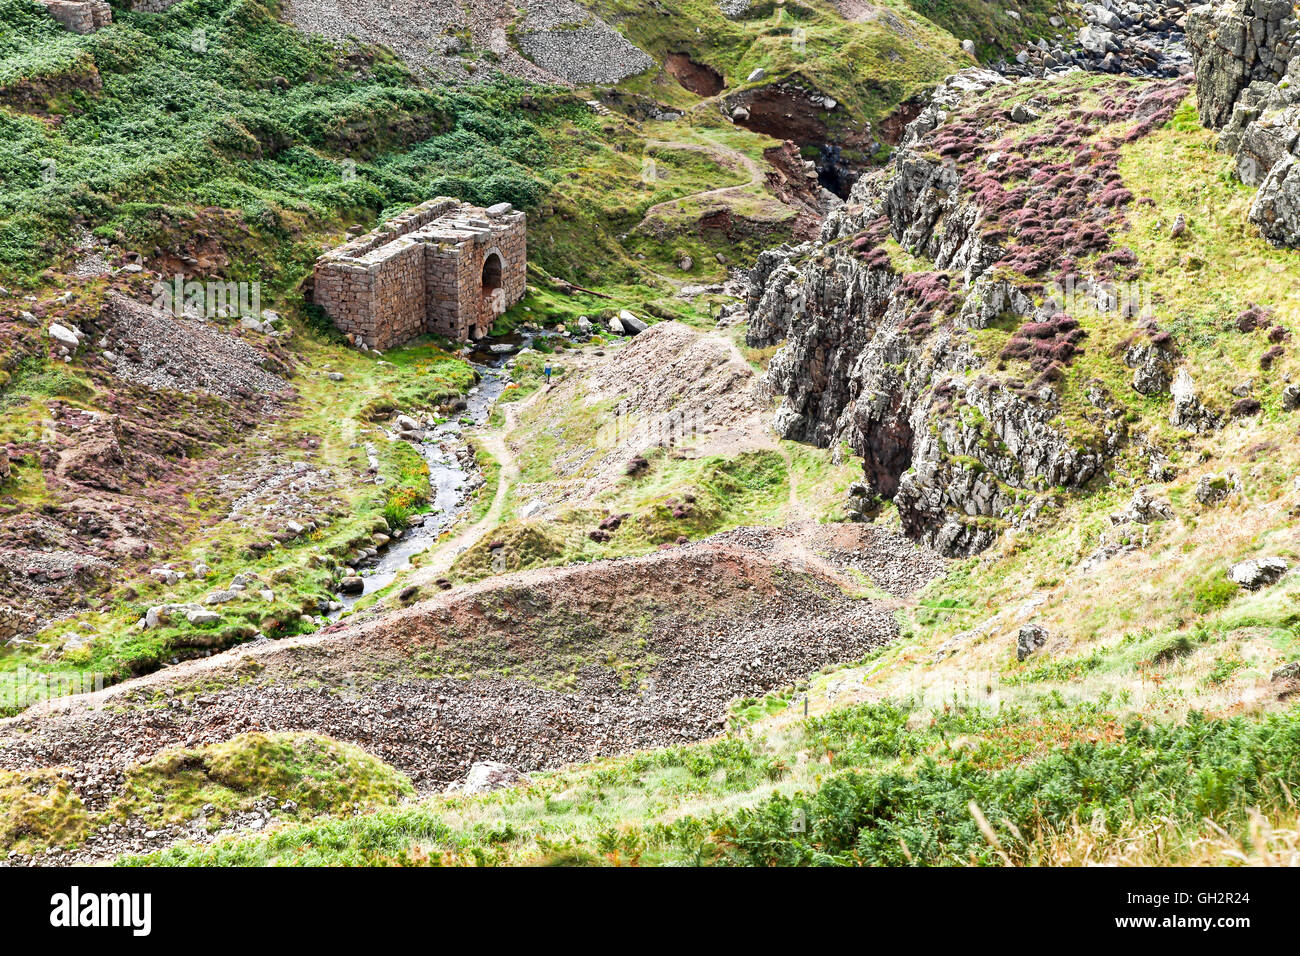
[313,198,526,349]
[40,0,111,33]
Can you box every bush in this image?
[668,705,1300,866]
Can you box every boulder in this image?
[1110,487,1174,525]
[1126,341,1176,395]
[338,575,365,595]
[48,323,80,348]
[1010,102,1041,123]
[1272,660,1300,682]
[608,312,646,337]
[1017,623,1048,661]
[1170,367,1211,429]
[447,761,524,795]
[1195,472,1237,506]
[1228,557,1288,589]
[1078,25,1116,55]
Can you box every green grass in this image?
[112,732,414,827]
[450,448,797,581]
[0,731,413,855]
[122,699,1300,866]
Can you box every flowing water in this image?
[334,331,545,609]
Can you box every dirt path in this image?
[638,138,766,226]
[396,382,548,590]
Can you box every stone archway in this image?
[476,249,506,338]
[481,250,503,293]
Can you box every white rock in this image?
[1229,558,1288,590]
[48,323,80,348]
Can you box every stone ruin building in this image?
[312,199,527,350]
[40,0,112,33]
[39,0,180,35]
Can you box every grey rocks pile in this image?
[516,23,655,85]
[997,0,1193,79]
[102,293,286,409]
[1187,0,1300,245]
[1110,486,1175,524]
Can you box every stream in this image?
[334,331,547,610]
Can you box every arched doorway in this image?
[481,252,503,294]
[476,250,506,338]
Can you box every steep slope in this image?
[748,69,1190,555]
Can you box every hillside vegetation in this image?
[3,0,1299,870]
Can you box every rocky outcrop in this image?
[745,70,1161,556]
[1017,623,1049,661]
[746,60,1195,555]
[1187,0,1300,244]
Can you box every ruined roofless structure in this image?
[312,198,527,349]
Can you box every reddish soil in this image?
[665,52,725,96]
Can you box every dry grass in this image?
[1018,807,1300,867]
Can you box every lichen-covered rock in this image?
[1110,487,1175,524]
[1017,623,1048,661]
[1169,367,1216,430]
[1250,155,1300,243]
[1228,556,1288,589]
[1126,338,1178,395]
[1195,470,1239,505]
[1187,0,1300,245]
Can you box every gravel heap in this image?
[0,529,934,862]
[718,0,752,18]
[997,0,1193,79]
[102,293,286,408]
[0,583,896,797]
[515,23,656,85]
[707,522,948,598]
[283,0,650,85]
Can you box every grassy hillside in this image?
[111,85,1300,868]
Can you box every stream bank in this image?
[334,330,553,611]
